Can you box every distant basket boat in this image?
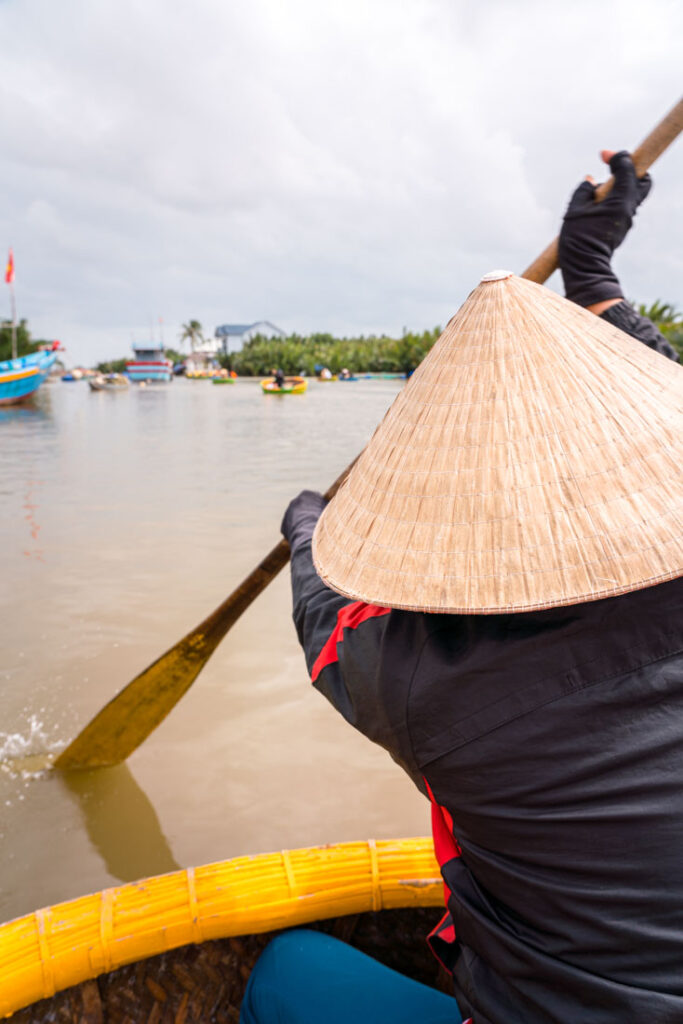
[0,838,444,1022]
[126,344,172,383]
[0,346,60,406]
[261,375,308,394]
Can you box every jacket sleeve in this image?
[281,490,353,672]
[282,490,425,792]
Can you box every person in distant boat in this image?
[559,148,678,361]
[273,368,286,389]
[319,366,332,380]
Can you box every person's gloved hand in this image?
[559,150,652,308]
[606,149,652,210]
[281,490,327,553]
[563,151,651,249]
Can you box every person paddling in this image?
[242,270,683,1023]
[559,148,678,360]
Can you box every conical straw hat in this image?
[313,271,683,614]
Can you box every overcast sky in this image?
[1,0,681,365]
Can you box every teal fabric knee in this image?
[239,928,461,1023]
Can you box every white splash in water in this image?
[0,715,59,778]
[0,714,50,759]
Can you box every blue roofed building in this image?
[214,320,286,355]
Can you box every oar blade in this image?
[54,641,210,770]
[53,537,296,771]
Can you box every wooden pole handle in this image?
[522,96,683,285]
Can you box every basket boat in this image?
[1,838,445,1022]
[261,376,308,394]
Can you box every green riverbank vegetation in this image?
[637,302,683,359]
[221,301,683,375]
[219,328,443,376]
[26,299,678,375]
[0,319,51,362]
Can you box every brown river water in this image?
[0,376,429,923]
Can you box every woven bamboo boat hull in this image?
[1,838,444,1022]
[10,907,448,1023]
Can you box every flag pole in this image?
[5,248,16,359]
[10,280,17,360]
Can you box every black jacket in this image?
[559,150,651,308]
[283,491,683,1024]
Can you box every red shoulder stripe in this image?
[311,601,390,682]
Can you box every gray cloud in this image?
[0,0,681,363]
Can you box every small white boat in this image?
[88,373,129,392]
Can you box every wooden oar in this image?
[55,96,683,771]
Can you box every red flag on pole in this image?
[5,249,14,285]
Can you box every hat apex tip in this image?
[480,269,514,282]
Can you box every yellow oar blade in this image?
[54,639,213,770]
[54,464,358,770]
[55,536,294,770]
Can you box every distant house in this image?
[214,321,286,355]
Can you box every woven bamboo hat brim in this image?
[312,272,683,614]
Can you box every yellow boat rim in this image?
[0,837,440,1018]
[261,376,308,394]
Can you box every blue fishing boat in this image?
[0,345,60,406]
[126,343,172,383]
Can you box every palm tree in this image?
[636,301,681,327]
[636,300,683,360]
[178,320,205,351]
